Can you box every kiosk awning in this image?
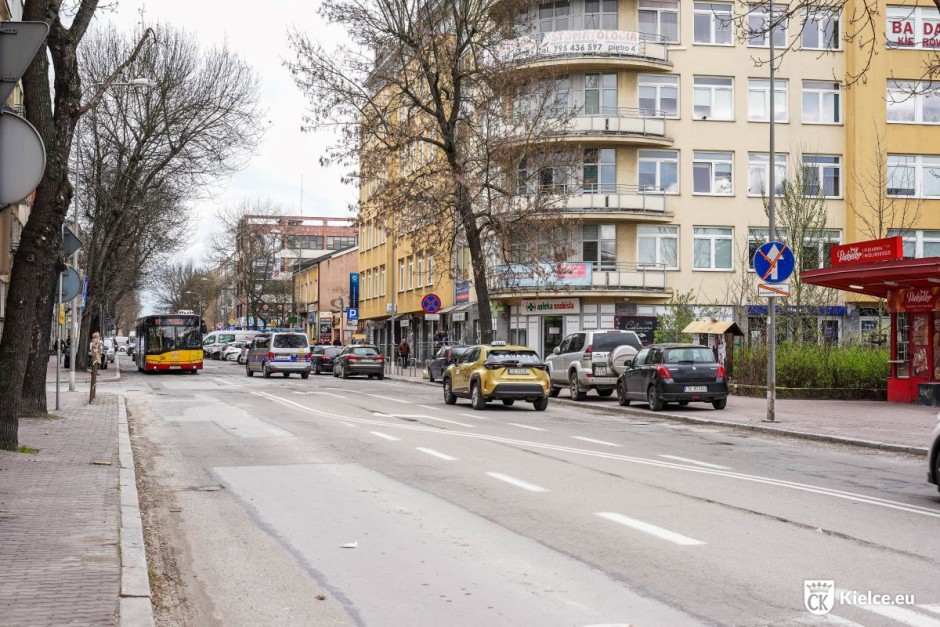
[801,257,940,298]
[682,320,744,336]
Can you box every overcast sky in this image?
[101,0,356,299]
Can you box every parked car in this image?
[103,338,116,363]
[221,341,247,361]
[929,417,940,493]
[311,345,343,375]
[237,344,249,365]
[546,330,642,400]
[616,343,728,411]
[245,332,311,379]
[333,344,385,379]
[204,330,258,360]
[442,342,550,411]
[426,345,469,382]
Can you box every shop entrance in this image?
[543,316,563,358]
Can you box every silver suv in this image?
[546,330,642,400]
[245,332,312,379]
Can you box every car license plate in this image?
[169,366,181,370]
[685,385,707,392]
[508,368,528,375]
[594,365,608,376]
[360,359,374,363]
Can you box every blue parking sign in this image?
[347,307,359,321]
[753,241,795,284]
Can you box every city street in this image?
[123,356,940,626]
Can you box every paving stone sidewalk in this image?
[0,393,122,626]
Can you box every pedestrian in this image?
[89,332,103,370]
[63,338,71,369]
[333,336,342,347]
[398,336,410,367]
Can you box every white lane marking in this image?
[251,391,940,520]
[572,436,620,447]
[207,376,238,387]
[460,413,490,420]
[371,431,400,441]
[367,393,411,404]
[416,447,459,461]
[419,416,475,428]
[922,606,940,617]
[658,455,730,470]
[853,603,940,627]
[312,391,347,399]
[792,615,865,626]
[485,472,548,493]
[372,412,475,428]
[596,512,705,546]
[507,423,545,432]
[342,423,358,429]
[418,405,440,411]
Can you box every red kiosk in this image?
[802,236,940,404]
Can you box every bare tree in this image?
[0,0,154,449]
[73,23,262,366]
[287,0,587,343]
[151,259,218,317]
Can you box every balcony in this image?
[498,30,672,73]
[517,184,671,218]
[490,261,669,296]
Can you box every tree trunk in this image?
[20,280,57,417]
[456,183,494,344]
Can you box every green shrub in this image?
[732,343,889,389]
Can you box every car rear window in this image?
[487,350,540,363]
[273,334,309,349]
[593,333,640,351]
[664,347,716,364]
[351,347,378,356]
[219,334,235,343]
[324,347,343,357]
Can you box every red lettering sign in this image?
[829,236,904,267]
[888,288,940,313]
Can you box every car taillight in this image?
[376,355,384,361]
[348,355,358,361]
[268,352,274,360]
[656,364,674,383]
[716,365,725,382]
[320,355,329,360]
[584,344,593,355]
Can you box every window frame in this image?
[693,2,734,46]
[801,80,842,124]
[747,3,788,48]
[747,152,788,197]
[638,74,680,119]
[887,80,940,124]
[637,225,680,270]
[747,78,788,122]
[888,229,940,258]
[801,7,841,50]
[638,0,680,44]
[801,154,842,198]
[693,226,735,271]
[638,149,680,194]
[693,75,734,121]
[692,150,735,196]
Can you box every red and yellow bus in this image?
[134,314,206,373]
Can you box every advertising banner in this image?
[614,315,658,345]
[829,236,903,267]
[888,287,940,313]
[349,272,360,309]
[455,281,471,303]
[494,263,592,288]
[519,298,581,315]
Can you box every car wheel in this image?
[263,362,271,378]
[428,370,435,383]
[712,398,727,410]
[533,397,548,411]
[342,366,350,379]
[679,401,690,406]
[616,381,630,406]
[377,372,384,381]
[647,386,663,411]
[283,373,290,378]
[314,363,321,375]
[548,386,560,398]
[301,372,309,380]
[443,378,457,405]
[333,367,339,377]
[597,389,614,398]
[569,372,587,401]
[502,399,514,406]
[471,382,486,410]
[368,374,374,379]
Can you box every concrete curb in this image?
[386,375,929,457]
[117,395,155,627]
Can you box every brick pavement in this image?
[0,393,121,626]
[388,366,938,453]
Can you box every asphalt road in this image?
[121,356,940,626]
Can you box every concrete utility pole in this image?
[766,1,777,422]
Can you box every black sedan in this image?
[616,344,728,411]
[333,344,385,379]
[426,345,469,382]
[311,345,343,375]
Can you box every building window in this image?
[580,73,617,115]
[288,234,324,249]
[638,225,679,269]
[748,78,788,122]
[408,256,414,289]
[583,148,616,192]
[887,229,940,258]
[694,2,733,45]
[802,8,840,50]
[886,6,940,49]
[328,235,357,249]
[417,254,425,287]
[639,0,680,43]
[638,149,679,193]
[582,0,618,29]
[747,152,787,196]
[887,80,940,124]
[801,154,841,197]
[638,74,679,118]
[581,224,617,269]
[693,227,733,270]
[802,80,841,123]
[885,155,940,197]
[747,3,787,47]
[693,151,734,195]
[427,256,434,286]
[538,1,570,32]
[381,265,387,295]
[693,76,734,120]
[398,259,405,291]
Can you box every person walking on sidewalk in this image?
[398,337,410,368]
[90,332,103,370]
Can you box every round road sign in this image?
[421,293,442,314]
[753,241,795,284]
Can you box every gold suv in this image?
[442,342,550,411]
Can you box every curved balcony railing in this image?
[567,106,668,138]
[498,30,671,66]
[519,183,669,213]
[490,261,668,293]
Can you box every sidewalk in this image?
[46,353,122,386]
[0,389,152,626]
[388,366,938,455]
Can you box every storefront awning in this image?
[682,320,744,336]
[437,302,476,315]
[801,257,940,298]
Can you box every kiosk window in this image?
[896,313,910,378]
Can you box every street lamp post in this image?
[185,290,203,322]
[69,77,156,391]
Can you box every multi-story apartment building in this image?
[292,245,358,344]
[357,0,939,355]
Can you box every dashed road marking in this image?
[572,436,620,447]
[367,393,410,404]
[658,455,729,470]
[370,431,400,441]
[460,413,490,420]
[312,391,347,399]
[596,512,705,546]
[416,447,459,461]
[508,423,545,432]
[486,472,548,493]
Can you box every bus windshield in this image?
[143,318,203,355]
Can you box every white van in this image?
[203,330,259,359]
